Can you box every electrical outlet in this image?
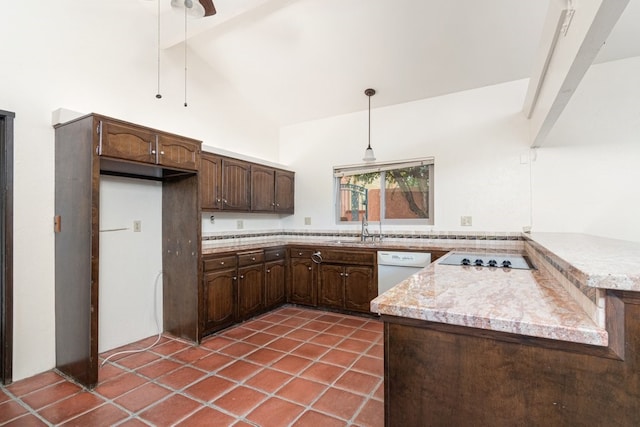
[304,217,311,225]
[460,216,472,227]
[133,220,142,232]
[210,215,215,224]
[237,220,244,229]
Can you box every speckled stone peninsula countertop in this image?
[524,232,640,291]
[370,257,608,346]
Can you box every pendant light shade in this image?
[363,88,376,162]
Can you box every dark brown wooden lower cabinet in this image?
[203,268,237,334]
[289,248,316,307]
[319,264,375,313]
[237,263,264,320]
[265,259,286,308]
[383,291,640,427]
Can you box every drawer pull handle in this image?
[311,251,323,264]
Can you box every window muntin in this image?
[334,158,434,224]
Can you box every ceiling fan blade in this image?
[199,0,216,17]
[170,0,216,18]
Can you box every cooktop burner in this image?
[438,252,534,270]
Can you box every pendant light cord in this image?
[368,94,371,149]
[184,6,188,107]
[155,0,162,99]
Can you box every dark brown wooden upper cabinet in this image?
[98,118,200,172]
[99,120,156,164]
[157,134,200,171]
[221,158,251,211]
[251,165,276,212]
[275,170,295,214]
[200,151,294,214]
[200,153,223,210]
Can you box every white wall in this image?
[280,80,533,233]
[533,57,640,242]
[98,177,163,353]
[0,1,279,381]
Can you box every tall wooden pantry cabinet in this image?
[54,114,201,388]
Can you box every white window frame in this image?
[333,157,434,225]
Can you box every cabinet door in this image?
[318,264,345,309]
[99,120,155,163]
[265,259,285,309]
[251,165,275,212]
[275,170,295,213]
[344,265,376,313]
[289,258,316,306]
[237,264,264,320]
[222,158,251,211]
[157,134,199,171]
[200,153,222,210]
[203,268,237,334]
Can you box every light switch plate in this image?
[133,220,142,232]
[304,217,311,225]
[460,216,472,226]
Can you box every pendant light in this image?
[363,88,376,162]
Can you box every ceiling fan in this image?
[170,0,216,18]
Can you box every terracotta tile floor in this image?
[0,306,384,426]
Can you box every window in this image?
[334,158,434,224]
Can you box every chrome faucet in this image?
[361,214,372,242]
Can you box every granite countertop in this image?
[370,258,608,346]
[202,237,522,255]
[525,232,640,291]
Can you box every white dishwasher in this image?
[377,251,431,294]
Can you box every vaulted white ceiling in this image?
[144,0,640,126]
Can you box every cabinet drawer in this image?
[264,247,285,261]
[320,249,375,265]
[203,255,237,271]
[238,251,264,267]
[290,248,314,258]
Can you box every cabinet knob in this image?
[160,151,165,155]
[276,203,280,207]
[298,252,303,256]
[233,276,237,280]
[251,257,256,261]
[151,149,156,155]
[345,273,349,277]
[308,267,312,271]
[239,275,244,279]
[271,202,275,206]
[276,253,280,257]
[266,269,271,273]
[340,272,344,276]
[220,261,225,265]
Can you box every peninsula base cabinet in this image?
[383,291,640,427]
